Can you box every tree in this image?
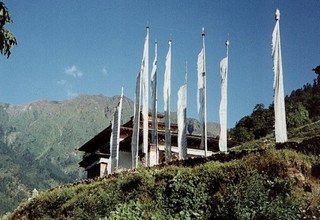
[312,65,320,75]
[229,116,255,142]
[229,126,254,143]
[0,1,17,58]
[251,104,273,139]
[229,104,274,142]
[286,102,310,128]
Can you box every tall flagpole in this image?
[178,62,188,160]
[109,87,123,174]
[116,87,124,168]
[131,71,141,169]
[202,28,208,157]
[185,61,188,84]
[272,9,287,143]
[219,40,229,152]
[151,40,158,164]
[142,26,149,165]
[151,41,158,146]
[164,40,172,162]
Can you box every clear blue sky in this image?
[1,1,319,128]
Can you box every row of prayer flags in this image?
[127,8,288,172]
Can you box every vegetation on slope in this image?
[0,95,134,214]
[0,95,219,214]
[8,139,320,219]
[3,70,320,217]
[230,75,320,143]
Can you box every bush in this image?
[10,149,315,220]
[106,200,144,220]
[276,136,320,156]
[213,172,302,220]
[160,170,208,216]
[299,136,320,155]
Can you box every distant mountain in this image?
[0,95,133,214]
[0,94,219,214]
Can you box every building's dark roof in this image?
[79,125,236,154]
[79,125,112,152]
[78,115,238,168]
[79,152,109,168]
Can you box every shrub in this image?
[106,200,144,220]
[213,172,302,220]
[165,170,208,215]
[299,136,320,155]
[10,149,316,220]
[276,136,320,156]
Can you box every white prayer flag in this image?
[219,56,228,152]
[131,71,141,169]
[272,9,288,143]
[163,40,172,162]
[142,27,149,158]
[164,41,171,113]
[197,28,207,156]
[109,87,123,174]
[178,83,187,159]
[197,48,204,113]
[151,41,158,146]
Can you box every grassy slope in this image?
[6,121,320,219]
[7,139,320,219]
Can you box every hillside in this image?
[0,95,220,214]
[1,91,320,219]
[230,75,320,143]
[0,95,134,214]
[7,131,320,219]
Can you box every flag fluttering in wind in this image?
[219,40,229,152]
[163,40,172,162]
[178,66,187,159]
[109,87,123,174]
[272,9,287,143]
[197,28,207,156]
[131,71,141,169]
[142,27,149,163]
[150,41,159,166]
[151,41,158,147]
[197,48,204,114]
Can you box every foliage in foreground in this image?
[9,148,320,220]
[0,1,17,58]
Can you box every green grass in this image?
[8,148,320,220]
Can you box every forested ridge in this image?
[230,74,320,142]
